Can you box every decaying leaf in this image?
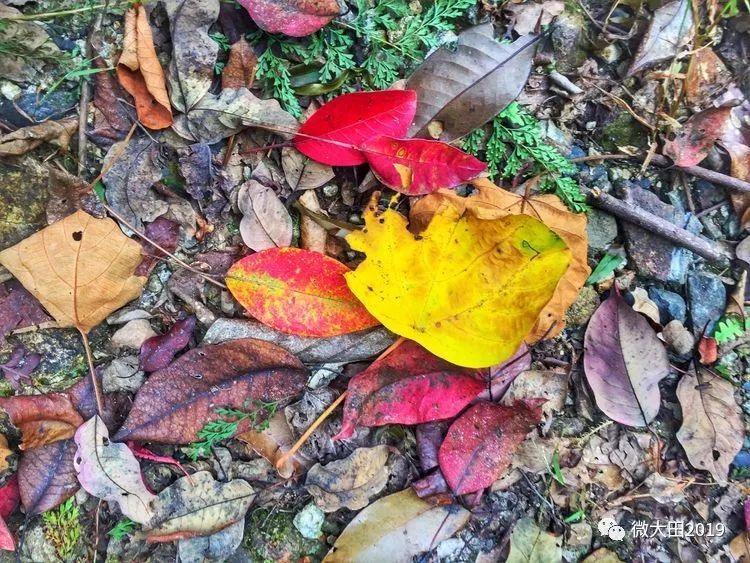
[177,519,245,563]
[502,370,568,418]
[74,416,156,524]
[335,339,484,440]
[583,290,670,427]
[411,179,590,339]
[0,438,10,474]
[238,410,313,478]
[718,102,750,228]
[0,5,62,83]
[116,4,173,129]
[0,280,51,346]
[227,248,380,338]
[145,471,254,541]
[0,118,78,156]
[282,147,335,190]
[18,439,79,515]
[0,346,40,391]
[139,315,196,372]
[324,488,470,562]
[406,24,538,141]
[477,343,531,401]
[506,518,563,563]
[627,0,694,76]
[676,368,744,484]
[306,446,391,512]
[0,210,146,334]
[438,400,544,495]
[0,394,83,449]
[222,38,258,90]
[346,196,570,367]
[114,339,308,443]
[505,0,565,35]
[663,107,731,167]
[238,0,340,37]
[237,180,294,251]
[685,48,732,107]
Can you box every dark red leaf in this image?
[0,280,51,346]
[294,90,417,166]
[238,0,339,37]
[334,340,484,440]
[139,316,196,372]
[135,217,180,277]
[663,107,731,167]
[0,476,20,520]
[438,400,544,495]
[0,516,13,552]
[362,136,487,195]
[18,439,78,515]
[697,335,718,365]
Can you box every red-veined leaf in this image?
[226,247,379,337]
[361,136,487,195]
[294,90,417,166]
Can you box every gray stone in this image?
[550,12,588,73]
[110,319,156,351]
[102,355,144,394]
[687,272,726,334]
[586,209,618,252]
[648,288,687,324]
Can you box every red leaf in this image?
[334,340,485,440]
[294,90,417,166]
[127,442,190,478]
[0,476,19,520]
[438,400,543,495]
[663,107,731,167]
[238,0,339,37]
[139,315,196,372]
[0,394,83,449]
[362,136,487,195]
[226,247,379,337]
[0,516,13,552]
[697,335,718,365]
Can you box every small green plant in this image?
[714,315,749,344]
[550,450,565,485]
[586,252,626,285]
[464,102,588,212]
[42,498,82,562]
[186,401,278,461]
[108,518,138,541]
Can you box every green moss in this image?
[598,112,648,152]
[243,508,324,562]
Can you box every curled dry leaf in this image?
[237,180,294,251]
[281,147,335,190]
[139,315,196,372]
[306,445,391,512]
[294,90,417,166]
[74,416,156,524]
[145,470,254,542]
[663,108,731,167]
[676,368,744,485]
[583,290,670,427]
[18,439,78,515]
[438,400,544,495]
[0,394,82,450]
[506,518,563,563]
[627,0,694,76]
[406,24,538,141]
[324,488,470,563]
[346,196,570,367]
[0,210,146,334]
[222,38,257,90]
[116,4,173,129]
[114,339,308,443]
[238,0,340,37]
[0,118,78,157]
[335,339,484,440]
[361,136,487,195]
[226,248,380,338]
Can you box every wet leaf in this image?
[237,180,293,251]
[222,38,258,90]
[406,25,537,141]
[346,197,570,367]
[663,107,731,167]
[506,518,563,563]
[411,179,590,340]
[90,59,133,145]
[18,439,78,515]
[238,0,339,37]
[627,0,694,76]
[139,315,196,372]
[0,118,78,156]
[145,470,254,541]
[0,394,83,450]
[116,4,173,129]
[324,488,470,562]
[676,368,743,485]
[335,339,484,440]
[226,248,380,338]
[294,90,417,166]
[306,446,391,512]
[438,400,543,495]
[282,147,335,190]
[74,416,156,524]
[0,210,146,334]
[113,339,307,443]
[583,290,669,426]
[361,136,487,195]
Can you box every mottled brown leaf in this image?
[0,118,78,156]
[222,38,257,90]
[0,394,82,450]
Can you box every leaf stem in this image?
[78,328,104,416]
[2,3,110,21]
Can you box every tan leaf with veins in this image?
[0,210,146,334]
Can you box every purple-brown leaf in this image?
[18,439,78,515]
[139,316,196,372]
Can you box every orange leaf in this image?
[0,394,83,449]
[226,247,380,337]
[116,5,173,130]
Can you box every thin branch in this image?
[79,328,104,416]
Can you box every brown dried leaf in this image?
[237,180,293,251]
[685,48,732,107]
[281,147,335,190]
[0,118,78,156]
[627,0,694,76]
[222,38,257,90]
[719,102,750,228]
[0,211,146,334]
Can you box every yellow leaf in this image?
[410,178,590,339]
[0,210,146,334]
[345,197,571,368]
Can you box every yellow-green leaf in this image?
[345,199,571,368]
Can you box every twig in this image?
[649,154,750,193]
[2,3,111,21]
[78,328,104,416]
[549,71,583,95]
[587,187,735,266]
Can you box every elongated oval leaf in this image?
[18,439,78,515]
[0,394,83,449]
[627,0,693,76]
[226,248,380,338]
[406,25,538,141]
[113,339,308,443]
[237,180,293,251]
[238,0,339,37]
[294,90,417,166]
[583,291,669,426]
[361,136,487,195]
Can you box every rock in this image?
[293,502,325,540]
[244,508,324,562]
[550,12,588,73]
[648,288,687,324]
[598,112,648,152]
[586,209,618,252]
[732,450,750,468]
[687,272,726,334]
[662,320,695,355]
[19,520,64,563]
[564,522,593,561]
[565,286,600,328]
[102,355,144,394]
[694,180,726,209]
[0,157,50,250]
[110,319,156,351]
